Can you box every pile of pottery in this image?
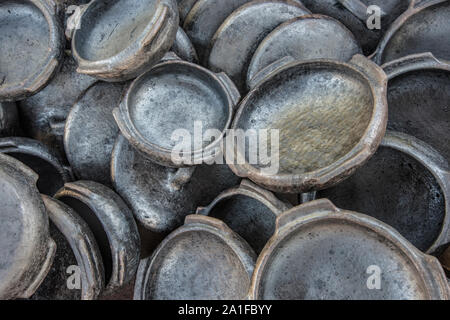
[0,0,449,300]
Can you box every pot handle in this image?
[276,199,339,231]
[337,0,386,22]
[185,214,231,233]
[141,4,170,48]
[65,3,90,40]
[160,52,182,62]
[381,52,445,78]
[216,72,241,108]
[247,56,296,90]
[168,167,196,191]
[349,54,387,86]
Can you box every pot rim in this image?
[71,0,178,81]
[42,195,105,300]
[249,199,450,300]
[114,58,239,167]
[0,0,64,102]
[229,54,388,193]
[197,179,291,218]
[382,51,450,79]
[134,215,256,300]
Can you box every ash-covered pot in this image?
[31,196,104,300]
[54,181,140,294]
[207,0,310,92]
[64,81,128,187]
[113,54,240,168]
[197,180,291,254]
[18,53,98,156]
[249,199,450,300]
[0,154,56,300]
[382,52,450,162]
[230,54,388,193]
[0,137,72,196]
[246,14,362,87]
[374,0,450,65]
[0,102,20,138]
[0,0,64,101]
[134,215,256,300]
[317,131,450,253]
[300,0,411,56]
[111,135,240,233]
[70,0,179,81]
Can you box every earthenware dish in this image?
[0,154,56,300]
[250,199,450,300]
[230,54,388,193]
[71,0,179,81]
[0,0,64,101]
[134,215,256,300]
[113,54,240,167]
[208,0,310,92]
[246,14,362,87]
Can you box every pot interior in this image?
[144,231,251,300]
[74,0,158,61]
[58,196,113,286]
[207,195,276,254]
[6,152,64,196]
[318,146,446,252]
[128,63,230,152]
[238,63,374,175]
[381,1,450,63]
[30,221,81,300]
[387,69,450,161]
[0,1,50,86]
[257,218,428,300]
